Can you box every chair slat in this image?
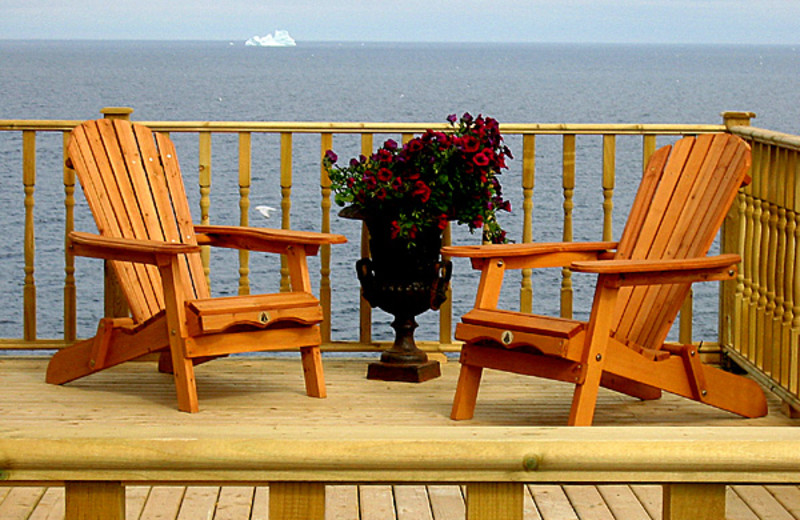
[154,131,210,300]
[68,121,158,321]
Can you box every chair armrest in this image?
[194,225,347,256]
[571,253,740,287]
[68,231,200,265]
[442,241,618,270]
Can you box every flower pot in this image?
[354,214,451,382]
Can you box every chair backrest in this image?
[611,133,751,351]
[68,119,210,323]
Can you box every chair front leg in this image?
[157,254,199,413]
[568,276,619,426]
[451,348,484,420]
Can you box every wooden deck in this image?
[1,355,798,519]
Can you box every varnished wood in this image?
[269,482,325,520]
[466,483,523,520]
[663,484,725,520]
[46,119,346,412]
[64,481,125,520]
[447,134,767,425]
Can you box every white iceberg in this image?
[245,30,296,47]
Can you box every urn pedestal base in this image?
[350,216,452,384]
[364,314,443,383]
[366,360,441,383]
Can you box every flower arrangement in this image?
[323,113,512,247]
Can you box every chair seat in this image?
[457,308,586,361]
[187,292,323,335]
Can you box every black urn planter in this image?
[352,213,452,382]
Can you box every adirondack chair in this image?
[444,133,768,426]
[46,118,347,412]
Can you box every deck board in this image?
[6,484,800,519]
[1,356,799,519]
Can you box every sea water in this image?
[1,41,798,342]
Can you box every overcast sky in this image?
[2,0,798,44]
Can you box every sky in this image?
[1,0,799,44]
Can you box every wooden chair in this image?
[46,118,347,412]
[444,133,768,426]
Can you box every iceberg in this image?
[245,30,296,47]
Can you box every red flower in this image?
[377,167,393,182]
[461,136,480,153]
[376,149,393,162]
[412,180,431,202]
[473,152,490,167]
[407,138,424,153]
[363,173,377,189]
[390,220,401,239]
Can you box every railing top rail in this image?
[0,119,726,136]
[730,125,800,151]
[1,426,798,484]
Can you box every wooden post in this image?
[466,482,524,520]
[662,483,725,520]
[721,111,756,129]
[269,482,325,520]
[100,107,133,320]
[65,481,125,520]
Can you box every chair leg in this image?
[568,369,603,426]
[169,346,199,413]
[451,362,483,420]
[300,346,326,398]
[568,280,617,426]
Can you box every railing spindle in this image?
[520,134,535,313]
[757,142,771,371]
[22,130,36,341]
[238,132,252,296]
[279,132,293,292]
[601,134,615,241]
[749,143,764,368]
[198,131,212,287]
[769,144,784,380]
[561,134,575,319]
[359,133,374,344]
[63,131,77,341]
[320,132,333,343]
[791,149,800,397]
[781,148,795,390]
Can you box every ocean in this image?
[1,41,799,343]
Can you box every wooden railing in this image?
[2,425,799,520]
[3,108,800,413]
[722,123,800,415]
